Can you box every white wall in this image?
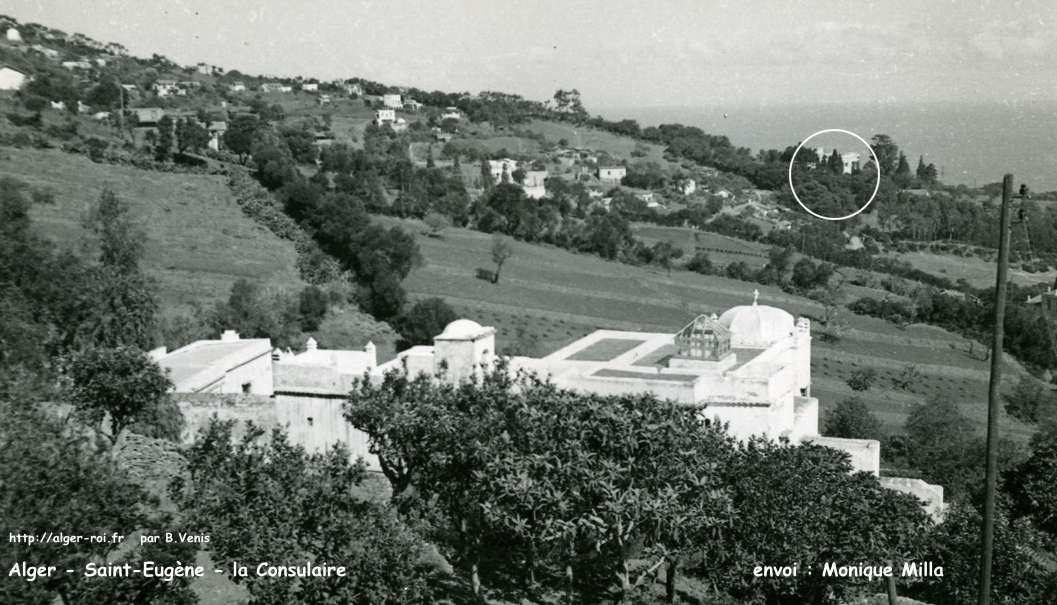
[221,352,274,396]
[275,394,379,471]
[0,68,26,91]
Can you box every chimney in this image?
[365,341,377,368]
[220,329,239,342]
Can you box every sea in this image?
[598,101,1057,192]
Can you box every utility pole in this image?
[977,174,1014,605]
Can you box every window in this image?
[241,382,252,394]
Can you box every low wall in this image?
[175,393,276,443]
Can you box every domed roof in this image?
[717,291,795,348]
[437,318,485,340]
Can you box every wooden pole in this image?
[977,173,1014,605]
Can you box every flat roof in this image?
[592,368,699,383]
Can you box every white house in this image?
[155,330,273,395]
[343,82,363,96]
[382,93,402,108]
[165,295,944,520]
[273,338,379,468]
[679,178,697,195]
[207,121,228,151]
[841,152,861,174]
[441,106,462,121]
[598,166,626,184]
[522,170,548,199]
[374,108,396,125]
[488,158,519,183]
[403,99,423,111]
[61,60,92,71]
[5,27,22,43]
[302,82,318,92]
[229,81,247,93]
[0,65,28,91]
[154,79,181,97]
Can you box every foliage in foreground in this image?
[171,419,440,604]
[346,365,937,604]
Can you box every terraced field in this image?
[376,215,1037,442]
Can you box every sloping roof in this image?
[158,338,271,392]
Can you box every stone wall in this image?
[175,393,276,443]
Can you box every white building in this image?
[5,27,22,43]
[382,93,402,108]
[302,82,318,92]
[0,65,28,91]
[273,338,379,467]
[364,294,944,518]
[154,79,181,97]
[841,152,861,174]
[598,166,626,184]
[229,81,246,93]
[164,296,944,519]
[488,158,518,183]
[679,178,697,195]
[441,106,462,121]
[522,170,548,199]
[374,108,396,125]
[155,330,273,395]
[207,121,228,151]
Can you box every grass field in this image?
[632,223,772,268]
[891,250,1056,288]
[4,147,305,316]
[523,120,670,161]
[376,215,1037,442]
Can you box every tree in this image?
[423,212,451,237]
[827,148,843,174]
[490,234,514,283]
[846,367,877,391]
[154,114,174,161]
[78,189,159,349]
[903,396,985,498]
[297,285,328,331]
[66,345,173,444]
[210,279,303,348]
[395,297,457,350]
[552,88,586,116]
[823,396,883,439]
[712,439,931,604]
[345,366,736,601]
[1005,375,1052,423]
[870,134,899,176]
[175,118,209,154]
[224,114,260,162]
[1004,424,1057,539]
[893,152,912,188]
[685,251,714,275]
[0,402,197,605]
[907,500,1057,605]
[171,419,438,604]
[650,241,683,275]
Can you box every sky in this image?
[6,0,1057,111]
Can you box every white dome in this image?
[717,303,795,348]
[437,318,485,340]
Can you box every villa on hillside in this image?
[598,166,626,185]
[382,93,402,108]
[0,65,28,91]
[167,293,944,521]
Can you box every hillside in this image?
[3,146,305,315]
[376,214,1037,442]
